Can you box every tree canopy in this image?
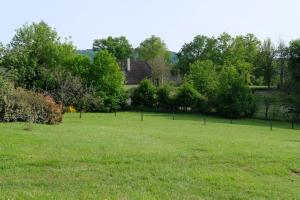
[93,36,133,61]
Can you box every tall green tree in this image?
[1,21,78,89]
[177,35,218,75]
[131,79,156,108]
[137,35,170,61]
[215,66,255,118]
[257,38,277,88]
[93,36,133,61]
[276,40,288,89]
[0,43,4,71]
[185,60,217,99]
[137,35,171,85]
[90,50,125,110]
[286,39,300,112]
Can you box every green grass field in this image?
[0,112,300,199]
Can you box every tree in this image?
[156,84,174,111]
[148,55,171,85]
[177,33,260,82]
[137,35,171,85]
[93,36,133,61]
[185,60,218,99]
[285,39,300,113]
[137,35,169,60]
[177,35,218,75]
[276,40,288,89]
[65,53,91,79]
[174,82,205,111]
[90,50,125,111]
[257,38,277,88]
[131,79,156,108]
[0,43,4,65]
[1,21,78,90]
[215,66,255,118]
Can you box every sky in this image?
[1,0,300,52]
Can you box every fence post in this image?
[141,110,144,121]
[172,107,175,120]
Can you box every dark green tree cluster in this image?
[285,39,300,114]
[130,79,207,113]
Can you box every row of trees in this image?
[0,21,299,121]
[176,34,300,118]
[176,33,288,88]
[131,77,254,118]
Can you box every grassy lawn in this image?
[0,112,300,199]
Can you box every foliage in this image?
[148,55,171,85]
[177,35,218,75]
[174,82,206,111]
[66,106,77,113]
[256,38,277,87]
[177,33,260,84]
[131,79,156,108]
[276,40,288,89]
[185,60,218,99]
[285,39,300,112]
[215,67,256,118]
[137,35,171,85]
[93,36,133,61]
[90,50,125,111]
[136,35,170,61]
[1,21,85,91]
[0,77,63,124]
[156,84,174,110]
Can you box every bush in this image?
[174,83,206,111]
[215,67,256,118]
[0,77,63,124]
[156,84,174,111]
[66,106,76,113]
[131,79,156,108]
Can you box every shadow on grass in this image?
[131,111,300,131]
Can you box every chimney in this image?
[127,58,131,71]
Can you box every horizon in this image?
[1,0,300,52]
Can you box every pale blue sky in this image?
[1,0,300,51]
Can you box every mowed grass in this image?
[0,112,300,200]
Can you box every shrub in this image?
[215,67,256,118]
[174,83,206,111]
[0,77,63,124]
[131,79,156,108]
[156,84,174,111]
[66,106,77,113]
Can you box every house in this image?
[120,58,152,85]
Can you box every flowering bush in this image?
[0,77,63,124]
[66,106,77,113]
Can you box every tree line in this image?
[0,21,300,123]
